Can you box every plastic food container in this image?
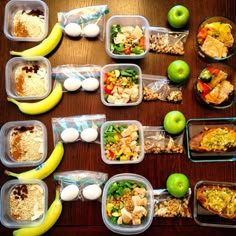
[0,120,47,167]
[194,180,236,228]
[102,173,154,235]
[0,179,48,228]
[100,64,142,106]
[4,0,49,41]
[194,63,235,109]
[186,117,236,162]
[100,120,144,164]
[196,16,236,61]
[5,56,52,100]
[105,15,150,59]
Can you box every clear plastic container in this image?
[194,180,236,228]
[101,173,154,235]
[0,179,48,228]
[105,15,150,59]
[5,56,52,100]
[100,120,144,164]
[4,0,49,41]
[100,63,142,106]
[0,120,47,167]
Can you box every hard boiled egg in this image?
[63,78,82,91]
[80,128,98,142]
[83,24,100,38]
[61,128,80,143]
[64,23,82,37]
[61,184,80,201]
[82,184,102,200]
[81,78,99,91]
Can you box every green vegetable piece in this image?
[120,70,132,77]
[108,182,119,195]
[131,47,144,54]
[107,136,117,144]
[199,69,212,82]
[114,69,121,78]
[104,131,116,137]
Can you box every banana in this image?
[13,185,63,236]
[10,22,63,57]
[7,82,63,115]
[5,142,64,180]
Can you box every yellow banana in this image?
[13,185,63,236]
[7,82,63,115]
[10,22,63,57]
[5,142,64,180]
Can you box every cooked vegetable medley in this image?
[196,66,234,105]
[106,180,148,225]
[103,124,141,161]
[197,22,234,58]
[110,24,145,55]
[103,69,139,104]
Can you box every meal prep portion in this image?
[9,125,44,162]
[103,68,140,105]
[14,62,48,97]
[13,9,45,38]
[110,24,145,55]
[103,124,141,161]
[197,21,234,58]
[196,65,234,106]
[9,183,45,221]
[196,184,236,219]
[105,180,148,225]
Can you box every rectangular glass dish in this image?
[185,117,236,162]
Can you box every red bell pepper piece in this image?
[207,66,220,76]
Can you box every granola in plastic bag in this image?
[142,74,183,103]
[52,64,101,92]
[154,188,192,217]
[54,170,108,201]
[51,114,106,145]
[143,126,184,154]
[149,27,189,55]
[58,5,109,40]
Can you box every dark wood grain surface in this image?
[0,0,235,235]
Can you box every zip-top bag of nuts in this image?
[143,126,184,154]
[149,27,189,55]
[154,188,192,218]
[142,74,183,103]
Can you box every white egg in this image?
[61,128,80,143]
[64,23,82,37]
[61,184,80,201]
[83,24,100,38]
[80,128,98,142]
[81,78,99,91]
[82,184,102,200]
[63,78,82,91]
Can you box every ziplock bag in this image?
[149,27,189,55]
[51,114,106,145]
[58,5,109,40]
[143,126,184,154]
[142,74,183,103]
[52,64,101,92]
[54,170,108,201]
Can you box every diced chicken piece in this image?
[132,195,148,206]
[121,208,132,224]
[132,216,141,225]
[121,128,132,137]
[209,70,228,89]
[132,206,147,218]
[121,26,135,33]
[117,86,124,94]
[131,131,138,141]
[114,33,126,44]
[130,86,139,102]
[133,187,146,198]
[205,80,234,105]
[131,26,143,40]
[117,216,123,224]
[107,95,116,104]
[121,93,130,100]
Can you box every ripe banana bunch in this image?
[10,22,63,57]
[13,185,62,236]
[5,142,64,180]
[7,82,63,115]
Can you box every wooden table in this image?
[0,0,235,235]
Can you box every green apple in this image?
[166,173,189,198]
[167,5,190,29]
[167,60,190,83]
[163,110,186,134]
